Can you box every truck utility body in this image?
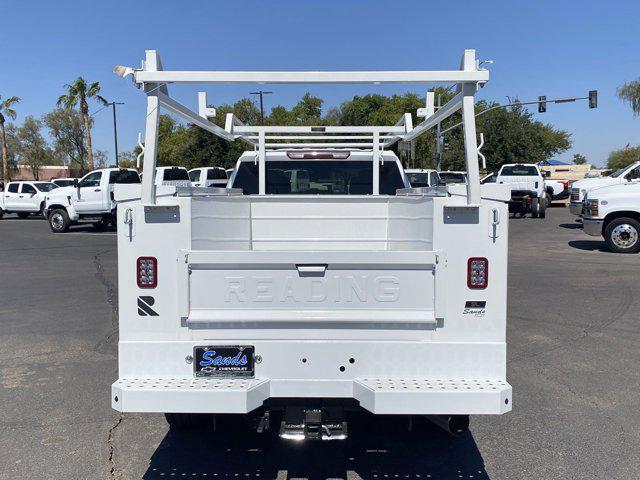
[111,50,511,440]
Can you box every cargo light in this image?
[467,257,488,289]
[137,257,157,288]
[286,151,350,160]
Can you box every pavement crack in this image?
[93,249,119,354]
[107,414,124,480]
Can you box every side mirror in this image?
[73,178,79,188]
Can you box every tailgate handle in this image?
[296,264,327,277]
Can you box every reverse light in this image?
[467,257,488,289]
[137,257,157,288]
[286,151,350,160]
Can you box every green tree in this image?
[607,145,640,170]
[573,153,587,165]
[57,78,107,170]
[0,95,20,185]
[43,108,89,171]
[617,79,640,116]
[15,116,55,180]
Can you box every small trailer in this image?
[111,50,511,440]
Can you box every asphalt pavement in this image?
[1,205,639,479]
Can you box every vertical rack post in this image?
[141,95,160,204]
[258,130,266,194]
[140,50,165,205]
[372,130,380,195]
[460,49,481,205]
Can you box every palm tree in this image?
[617,79,640,116]
[57,78,107,170]
[0,95,20,186]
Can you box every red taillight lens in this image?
[137,257,157,288]
[467,257,488,289]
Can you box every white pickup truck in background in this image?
[496,163,548,218]
[405,168,441,188]
[0,181,58,219]
[44,168,140,232]
[569,161,640,215]
[188,167,228,187]
[581,183,640,253]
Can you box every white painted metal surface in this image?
[111,50,511,421]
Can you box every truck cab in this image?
[188,167,228,187]
[404,168,441,188]
[155,166,191,187]
[45,168,140,232]
[496,163,548,218]
[581,182,640,253]
[569,161,640,215]
[0,181,58,219]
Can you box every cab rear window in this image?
[109,170,141,184]
[232,160,404,195]
[162,168,189,181]
[500,166,538,176]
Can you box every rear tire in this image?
[92,218,109,231]
[17,212,30,219]
[0,208,4,220]
[48,208,71,233]
[531,198,539,218]
[604,217,640,254]
[539,198,547,219]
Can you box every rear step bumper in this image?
[112,377,511,415]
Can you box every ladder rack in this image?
[116,50,488,204]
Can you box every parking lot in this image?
[1,205,639,480]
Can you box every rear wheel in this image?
[92,218,109,231]
[531,198,539,218]
[0,208,4,219]
[539,197,547,219]
[49,208,71,233]
[17,212,30,219]
[604,217,640,253]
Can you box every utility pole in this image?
[108,102,124,166]
[250,90,273,125]
[435,94,442,171]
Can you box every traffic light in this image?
[538,95,547,113]
[589,90,598,109]
[443,139,450,151]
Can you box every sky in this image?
[1,0,639,168]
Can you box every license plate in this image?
[193,346,254,377]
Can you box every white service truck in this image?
[44,167,140,232]
[581,183,640,253]
[110,50,511,440]
[496,163,548,218]
[569,161,640,215]
[0,181,58,218]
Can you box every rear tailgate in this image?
[497,176,539,192]
[177,250,446,327]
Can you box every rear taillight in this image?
[467,257,488,289]
[137,257,157,288]
[286,151,350,159]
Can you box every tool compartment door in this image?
[178,250,445,327]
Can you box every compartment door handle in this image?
[296,264,327,276]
